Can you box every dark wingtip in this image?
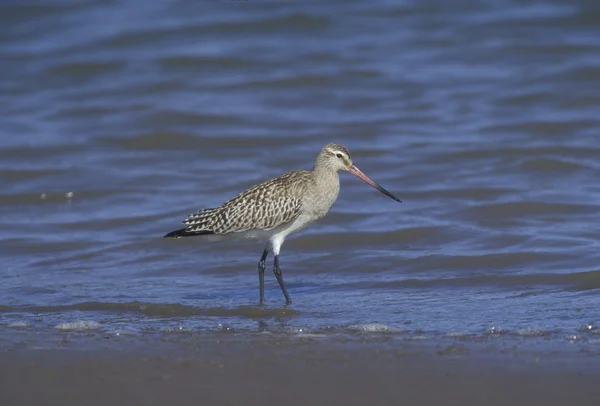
[163,228,215,238]
[164,228,191,238]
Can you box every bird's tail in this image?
[163,228,214,238]
[164,208,218,238]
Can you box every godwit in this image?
[164,143,401,305]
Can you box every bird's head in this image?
[315,143,402,203]
[319,143,354,172]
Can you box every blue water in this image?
[1,0,600,355]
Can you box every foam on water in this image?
[446,332,471,338]
[516,329,552,337]
[348,324,401,333]
[8,321,29,328]
[55,321,102,331]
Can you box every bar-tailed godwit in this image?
[164,143,401,304]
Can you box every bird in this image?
[164,143,401,305]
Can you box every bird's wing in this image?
[182,170,308,234]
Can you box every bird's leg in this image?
[273,255,292,305]
[258,248,269,305]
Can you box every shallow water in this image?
[1,0,600,354]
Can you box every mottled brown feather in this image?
[182,170,312,234]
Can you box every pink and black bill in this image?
[348,165,402,203]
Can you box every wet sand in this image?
[1,338,599,406]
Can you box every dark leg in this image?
[273,255,292,305]
[258,249,268,304]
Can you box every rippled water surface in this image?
[1,0,600,354]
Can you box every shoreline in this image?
[2,337,599,406]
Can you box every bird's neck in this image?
[312,164,340,191]
[309,164,340,217]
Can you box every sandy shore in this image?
[1,337,599,406]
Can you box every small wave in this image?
[437,344,468,356]
[485,327,509,335]
[55,320,102,331]
[577,323,595,333]
[47,60,124,78]
[519,157,586,172]
[101,132,301,152]
[162,325,193,333]
[349,269,600,291]
[295,332,327,339]
[158,55,259,71]
[461,201,599,221]
[215,323,234,332]
[7,321,29,328]
[99,12,329,50]
[348,323,401,333]
[515,328,552,337]
[1,301,299,319]
[432,145,600,162]
[106,329,136,337]
[293,226,448,250]
[0,168,67,184]
[446,332,471,338]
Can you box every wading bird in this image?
[164,143,401,304]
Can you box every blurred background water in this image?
[1,0,600,353]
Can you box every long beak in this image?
[348,164,402,203]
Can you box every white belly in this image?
[266,213,318,255]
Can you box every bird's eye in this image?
[336,153,343,158]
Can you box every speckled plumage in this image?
[164,143,401,304]
[182,169,312,235]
